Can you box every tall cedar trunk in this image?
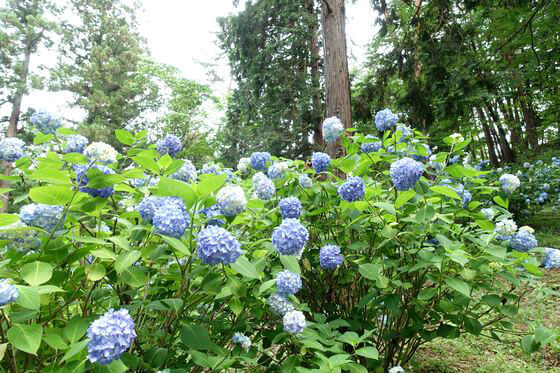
[1,42,33,212]
[484,102,515,162]
[308,0,323,148]
[475,106,499,166]
[516,85,538,148]
[320,0,352,158]
[499,98,520,147]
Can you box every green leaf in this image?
[180,324,212,351]
[133,155,160,174]
[115,250,141,274]
[358,263,381,281]
[395,190,416,208]
[115,129,135,145]
[444,277,471,297]
[282,356,300,373]
[280,255,301,275]
[34,133,54,145]
[161,236,190,255]
[158,154,173,169]
[354,346,379,360]
[0,214,19,226]
[372,202,395,215]
[481,294,502,308]
[120,267,148,288]
[87,263,106,281]
[29,185,74,205]
[7,323,43,355]
[197,174,227,198]
[493,195,509,209]
[87,174,125,189]
[156,177,197,208]
[28,169,71,185]
[418,287,438,301]
[62,339,88,362]
[108,236,130,251]
[43,333,68,350]
[430,186,461,200]
[229,297,243,315]
[0,343,7,361]
[230,256,259,279]
[63,317,89,343]
[15,286,40,310]
[521,335,540,354]
[21,261,53,286]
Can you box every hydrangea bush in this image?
[0,118,555,372]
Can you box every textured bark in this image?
[320,0,352,158]
[498,98,520,147]
[475,106,499,167]
[484,102,515,163]
[516,86,538,148]
[307,0,323,148]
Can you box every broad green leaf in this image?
[0,213,19,226]
[156,177,197,208]
[87,174,125,189]
[87,263,106,281]
[28,169,71,185]
[521,335,540,354]
[229,297,243,315]
[133,155,160,174]
[15,286,40,310]
[418,287,438,301]
[120,267,148,288]
[372,202,395,215]
[493,195,509,209]
[161,236,190,255]
[280,255,301,275]
[0,343,7,361]
[108,236,130,251]
[21,261,53,286]
[444,277,471,297]
[115,129,135,145]
[62,339,88,362]
[355,346,379,360]
[7,323,43,355]
[197,174,227,198]
[43,333,68,350]
[180,324,212,351]
[63,317,89,343]
[430,186,461,200]
[395,189,416,208]
[29,185,73,205]
[115,250,141,274]
[230,256,259,279]
[259,279,276,294]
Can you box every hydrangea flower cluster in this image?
[322,116,344,143]
[298,174,312,189]
[412,143,431,162]
[153,201,190,238]
[20,203,64,232]
[543,248,560,269]
[237,157,251,173]
[510,230,538,252]
[200,163,219,175]
[275,270,302,295]
[0,279,19,306]
[217,185,247,216]
[499,174,521,194]
[481,208,495,220]
[0,137,25,162]
[232,332,251,351]
[75,165,115,198]
[84,142,118,164]
[156,134,182,157]
[250,152,271,171]
[272,218,309,256]
[312,152,331,173]
[200,205,225,226]
[440,180,471,206]
[267,293,294,316]
[0,222,41,253]
[252,172,267,186]
[268,162,288,179]
[172,159,197,182]
[390,157,423,191]
[495,219,517,237]
[375,108,398,131]
[65,134,89,153]
[255,176,275,200]
[30,110,63,134]
[320,244,344,269]
[283,310,306,334]
[197,225,242,265]
[278,197,301,219]
[338,176,365,202]
[361,135,382,153]
[87,309,136,365]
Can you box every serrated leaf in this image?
[115,250,141,274]
[395,190,416,208]
[230,256,259,279]
[29,185,73,205]
[444,277,471,297]
[7,323,42,355]
[355,346,379,359]
[430,186,461,200]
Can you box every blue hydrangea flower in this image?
[138,196,160,222]
[30,110,63,134]
[156,134,182,157]
[481,208,495,221]
[268,162,288,179]
[237,157,251,173]
[278,197,301,219]
[200,163,220,175]
[475,160,490,170]
[272,218,308,256]
[87,308,136,365]
[449,155,461,164]
[375,108,398,131]
[543,248,560,269]
[153,199,190,238]
[283,310,306,334]
[412,143,431,162]
[299,174,312,189]
[200,205,225,226]
[390,157,423,191]
[197,226,242,265]
[256,176,275,200]
[542,183,550,191]
[361,135,382,153]
[65,134,89,153]
[495,219,517,236]
[322,116,344,143]
[232,332,251,351]
[0,279,19,306]
[84,142,118,164]
[510,231,538,252]
[499,174,520,194]
[250,152,271,171]
[0,138,25,162]
[275,270,302,295]
[19,203,64,232]
[0,222,41,253]
[75,165,115,198]
[267,293,294,316]
[172,160,197,182]
[338,176,365,202]
[311,152,330,173]
[320,244,344,269]
[217,185,246,216]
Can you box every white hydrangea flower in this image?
[237,157,251,173]
[84,142,118,164]
[495,219,517,236]
[449,133,464,143]
[216,185,247,216]
[518,225,534,234]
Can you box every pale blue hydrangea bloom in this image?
[0,137,25,162]
[84,142,118,164]
[311,152,330,173]
[0,222,41,253]
[322,116,344,143]
[268,162,288,179]
[153,199,190,238]
[278,197,301,219]
[138,196,160,222]
[156,134,182,157]
[475,160,489,170]
[272,218,309,256]
[250,152,271,171]
[31,110,63,134]
[217,185,247,216]
[283,310,306,334]
[197,226,242,265]
[267,293,294,316]
[510,231,538,252]
[172,159,197,182]
[411,143,431,162]
[200,163,220,175]
[375,108,398,131]
[440,180,471,206]
[320,244,344,269]
[232,332,251,351]
[87,308,136,365]
[542,183,550,191]
[75,164,115,197]
[256,176,275,200]
[237,157,251,173]
[338,176,365,202]
[276,270,302,295]
[298,174,312,189]
[495,219,517,236]
[481,208,495,221]
[19,203,64,232]
[523,162,531,168]
[0,279,19,306]
[361,135,382,153]
[449,155,461,164]
[65,134,89,153]
[200,205,225,226]
[390,157,423,191]
[499,174,520,194]
[252,172,267,186]
[543,248,560,269]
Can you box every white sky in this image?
[6,0,376,129]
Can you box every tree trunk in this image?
[498,98,520,147]
[484,102,515,163]
[475,106,499,167]
[320,0,352,158]
[516,86,538,148]
[307,0,323,148]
